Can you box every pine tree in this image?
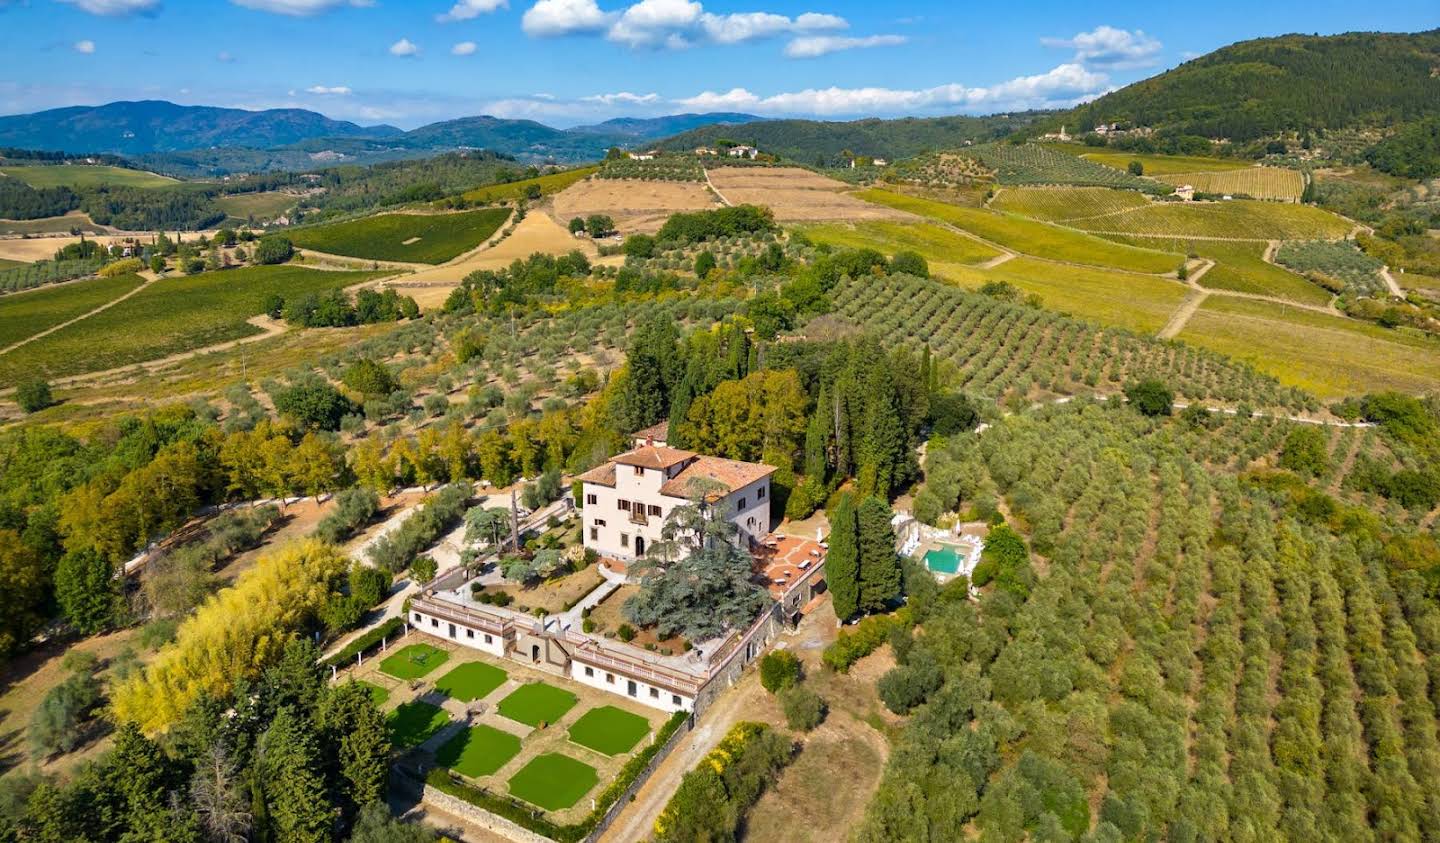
[857,496,902,614]
[260,708,333,843]
[827,493,860,622]
[317,682,389,811]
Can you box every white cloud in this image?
[522,0,847,49]
[389,38,419,57]
[72,39,96,54]
[451,41,478,55]
[55,0,159,16]
[677,63,1110,116]
[581,91,661,105]
[522,0,612,36]
[305,85,351,95]
[230,0,373,16]
[1041,25,1161,68]
[437,0,507,23]
[784,33,904,58]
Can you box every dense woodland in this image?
[1062,29,1440,141]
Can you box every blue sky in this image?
[0,0,1434,128]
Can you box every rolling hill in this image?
[568,113,763,140]
[655,113,1046,163]
[1058,29,1440,141]
[0,100,401,155]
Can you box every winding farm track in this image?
[1378,266,1404,297]
[0,273,155,356]
[702,167,733,206]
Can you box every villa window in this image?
[586,493,597,505]
[758,487,766,500]
[590,526,598,541]
[621,533,630,547]
[484,634,492,644]
[606,673,615,684]
[618,499,631,512]
[672,695,682,706]
[594,518,606,527]
[466,629,474,639]
[585,666,594,677]
[738,497,747,510]
[650,687,659,699]
[413,612,421,623]
[634,465,644,476]
[430,618,438,628]
[648,504,662,517]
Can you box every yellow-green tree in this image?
[112,540,348,733]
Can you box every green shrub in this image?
[320,617,405,669]
[16,379,53,413]
[779,684,826,731]
[759,649,801,693]
[822,608,913,673]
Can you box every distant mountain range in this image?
[0,101,764,173]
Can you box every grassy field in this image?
[288,208,510,264]
[567,706,651,755]
[388,700,450,748]
[971,257,1189,334]
[436,724,523,778]
[1100,235,1333,306]
[357,680,390,707]
[0,258,22,270]
[1156,168,1304,201]
[507,753,599,811]
[858,189,1181,274]
[215,191,295,220]
[990,186,1151,222]
[962,143,1156,190]
[0,273,145,350]
[1075,150,1253,175]
[1069,200,1354,239]
[1178,296,1440,398]
[0,164,177,189]
[380,643,450,680]
[798,221,1002,267]
[498,682,578,727]
[433,662,508,702]
[0,265,383,384]
[461,167,599,204]
[0,212,108,236]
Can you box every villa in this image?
[403,428,828,715]
[575,436,775,561]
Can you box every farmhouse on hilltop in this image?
[728,144,759,159]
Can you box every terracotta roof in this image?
[576,462,616,487]
[752,534,827,599]
[612,445,696,470]
[633,420,669,441]
[661,456,775,499]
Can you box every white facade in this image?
[410,606,508,658]
[578,446,774,562]
[568,659,695,713]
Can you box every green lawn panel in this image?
[567,705,652,755]
[434,662,508,702]
[497,682,578,728]
[435,724,522,778]
[507,753,599,812]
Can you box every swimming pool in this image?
[923,546,962,575]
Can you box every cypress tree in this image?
[827,493,860,622]
[261,708,333,843]
[858,363,904,497]
[804,384,832,482]
[857,496,902,614]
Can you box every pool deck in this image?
[915,536,982,583]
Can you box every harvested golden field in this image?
[706,167,911,222]
[1157,167,1304,201]
[0,210,109,236]
[0,234,140,263]
[551,177,716,233]
[383,211,611,309]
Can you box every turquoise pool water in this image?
[924,546,962,575]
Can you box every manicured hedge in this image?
[322,616,406,670]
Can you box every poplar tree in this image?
[827,493,860,622]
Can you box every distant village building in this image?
[728,145,759,160]
[1040,125,1071,142]
[694,146,718,156]
[872,157,888,167]
[1092,123,1121,136]
[1173,184,1195,201]
[628,150,658,161]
